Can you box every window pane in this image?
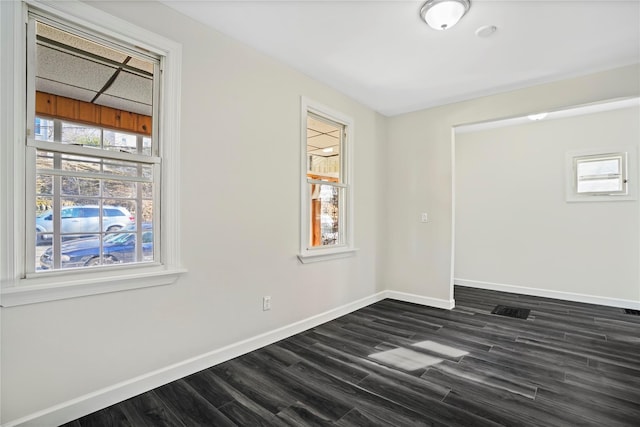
[103,179,137,198]
[577,158,620,178]
[141,182,153,198]
[141,200,153,223]
[36,151,54,169]
[36,174,53,196]
[307,113,342,180]
[103,160,152,179]
[36,239,53,270]
[309,183,341,247]
[142,137,152,156]
[61,176,100,197]
[61,122,102,147]
[35,196,53,250]
[104,130,141,154]
[35,21,156,121]
[61,155,102,173]
[34,118,54,141]
[577,178,622,193]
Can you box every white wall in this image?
[0,1,387,423]
[384,64,640,303]
[455,106,639,302]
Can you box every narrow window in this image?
[299,99,354,262]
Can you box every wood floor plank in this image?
[153,379,235,426]
[182,369,235,409]
[277,338,371,384]
[119,391,186,427]
[564,371,640,405]
[217,400,287,426]
[276,402,339,427]
[285,360,435,426]
[76,403,133,427]
[335,408,397,427]
[535,388,640,426]
[210,358,297,414]
[240,351,355,421]
[423,367,579,427]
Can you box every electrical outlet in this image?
[420,212,428,223]
[262,296,271,311]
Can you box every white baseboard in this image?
[385,290,455,310]
[5,291,390,427]
[455,278,640,310]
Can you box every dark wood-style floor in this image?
[62,286,640,426]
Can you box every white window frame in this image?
[566,147,637,202]
[0,0,185,306]
[298,97,356,263]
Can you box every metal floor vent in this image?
[491,305,530,319]
[624,309,640,316]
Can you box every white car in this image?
[36,205,135,242]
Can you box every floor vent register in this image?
[491,305,530,320]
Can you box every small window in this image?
[566,149,636,202]
[575,153,626,195]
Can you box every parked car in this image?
[36,205,135,242]
[39,223,152,270]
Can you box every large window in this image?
[1,0,183,306]
[29,17,159,273]
[299,98,355,262]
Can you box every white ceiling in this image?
[162,0,640,116]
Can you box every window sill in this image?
[0,265,186,307]
[566,194,636,202]
[297,247,358,264]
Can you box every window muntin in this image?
[574,153,627,195]
[28,13,159,274]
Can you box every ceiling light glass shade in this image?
[420,0,470,30]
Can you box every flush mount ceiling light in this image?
[420,0,471,31]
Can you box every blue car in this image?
[39,224,153,270]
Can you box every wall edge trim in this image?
[455,278,640,310]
